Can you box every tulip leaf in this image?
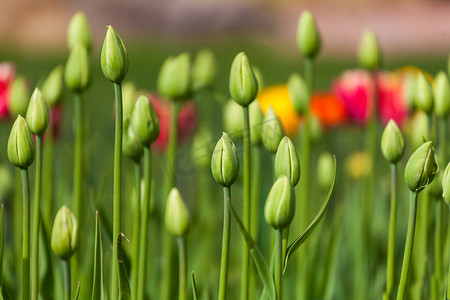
[191,271,198,300]
[72,282,81,300]
[284,155,337,273]
[228,198,276,300]
[117,233,131,300]
[91,211,103,300]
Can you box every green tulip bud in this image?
[65,44,91,92]
[157,53,191,100]
[261,106,284,153]
[317,152,334,190]
[404,141,438,193]
[51,206,78,260]
[122,81,137,123]
[410,111,429,150]
[414,72,434,114]
[381,119,404,164]
[433,71,450,117]
[229,52,259,107]
[264,175,295,229]
[223,100,244,139]
[191,49,217,92]
[296,11,321,59]
[403,72,416,110]
[130,95,160,146]
[309,114,323,143]
[100,26,128,84]
[7,115,35,169]
[274,136,300,187]
[442,162,450,206]
[191,128,213,170]
[9,76,30,116]
[249,101,264,145]
[41,65,64,106]
[357,30,382,70]
[67,11,93,51]
[288,73,309,115]
[123,121,143,161]
[165,188,190,237]
[211,132,240,187]
[26,88,49,136]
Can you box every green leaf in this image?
[228,198,276,300]
[91,211,103,300]
[72,282,80,300]
[117,233,131,300]
[191,271,198,300]
[284,156,337,273]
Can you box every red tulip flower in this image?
[0,62,16,119]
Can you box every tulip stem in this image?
[396,191,419,300]
[218,186,231,300]
[21,167,30,300]
[112,82,123,300]
[241,105,251,300]
[385,163,398,300]
[447,206,450,300]
[42,123,54,234]
[275,229,283,300]
[73,92,83,222]
[31,135,43,300]
[434,199,444,289]
[137,147,152,300]
[177,237,187,300]
[62,259,71,300]
[131,160,141,300]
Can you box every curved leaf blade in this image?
[191,271,198,300]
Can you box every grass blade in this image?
[117,233,131,300]
[72,282,80,300]
[91,211,103,300]
[191,271,198,300]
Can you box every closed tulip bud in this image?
[414,72,434,114]
[249,101,264,145]
[317,152,334,190]
[191,128,213,170]
[288,73,309,115]
[211,132,240,187]
[67,12,93,51]
[309,114,323,143]
[51,206,78,260]
[275,136,300,187]
[130,95,160,146]
[442,162,450,206]
[100,26,128,84]
[165,188,190,237]
[157,53,191,100]
[7,115,35,169]
[122,81,137,123]
[381,119,404,164]
[223,100,244,139]
[41,65,64,106]
[26,88,49,136]
[65,44,91,92]
[123,122,143,161]
[433,71,450,117]
[261,106,284,153]
[264,175,295,229]
[191,49,217,92]
[229,52,259,107]
[9,76,30,116]
[357,30,382,71]
[410,111,429,150]
[297,11,321,59]
[405,141,438,192]
[403,73,416,110]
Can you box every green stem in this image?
[218,186,231,300]
[31,135,42,300]
[447,207,450,300]
[42,123,53,234]
[137,147,151,300]
[434,199,444,286]
[21,168,30,300]
[111,82,123,300]
[396,191,419,300]
[177,237,187,300]
[63,259,71,300]
[73,92,83,222]
[275,229,283,300]
[385,163,398,299]
[241,105,251,300]
[131,160,141,300]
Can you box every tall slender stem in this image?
[447,207,450,300]
[434,199,444,285]
[111,82,123,300]
[218,186,231,300]
[31,135,42,300]
[177,237,187,300]
[137,147,151,299]
[241,105,251,300]
[21,168,30,300]
[275,229,283,300]
[62,260,71,300]
[396,191,419,300]
[42,123,53,234]
[131,160,141,299]
[385,163,398,299]
[73,92,83,221]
